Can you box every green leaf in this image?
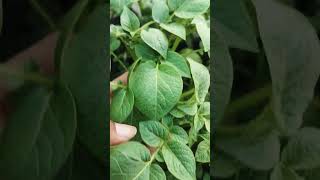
[60,5,108,162]
[111,0,136,14]
[199,102,209,116]
[177,101,197,116]
[187,58,210,103]
[194,113,205,132]
[211,152,240,178]
[135,42,158,60]
[55,0,89,70]
[191,16,210,52]
[271,164,304,180]
[129,61,183,120]
[216,107,280,170]
[162,140,196,180]
[166,51,191,78]
[253,0,320,135]
[160,23,186,40]
[111,141,151,179]
[212,30,233,123]
[150,164,166,180]
[0,85,76,180]
[111,36,121,52]
[139,120,169,147]
[171,126,189,144]
[170,108,186,118]
[174,0,210,19]
[110,88,134,123]
[168,0,185,11]
[152,0,170,23]
[162,114,174,128]
[214,0,258,52]
[195,140,210,163]
[120,6,140,36]
[110,24,125,37]
[281,127,320,170]
[141,28,169,58]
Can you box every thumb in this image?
[110,121,137,145]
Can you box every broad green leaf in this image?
[110,141,151,179]
[156,151,165,162]
[111,0,136,14]
[212,30,233,123]
[141,28,169,58]
[170,108,186,118]
[180,48,202,63]
[199,102,210,116]
[187,58,210,103]
[110,24,125,37]
[0,85,76,180]
[135,42,158,60]
[204,118,210,132]
[168,0,185,11]
[150,164,166,180]
[60,5,108,162]
[129,61,183,120]
[166,51,191,78]
[160,23,186,40]
[139,120,169,147]
[162,140,196,180]
[216,107,280,170]
[120,6,140,36]
[162,114,174,128]
[281,127,320,170]
[214,0,258,52]
[171,126,188,144]
[195,140,210,163]
[254,0,320,135]
[54,0,89,69]
[174,0,210,19]
[152,0,170,23]
[191,16,210,52]
[211,152,240,178]
[110,88,134,123]
[111,36,121,52]
[177,101,197,116]
[271,164,304,180]
[194,113,205,132]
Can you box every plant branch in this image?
[172,37,181,51]
[0,65,53,87]
[111,52,128,71]
[29,0,56,30]
[224,84,272,119]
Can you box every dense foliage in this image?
[213,0,320,180]
[110,0,210,179]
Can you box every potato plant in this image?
[110,0,210,179]
[213,0,320,180]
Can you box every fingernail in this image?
[115,123,137,140]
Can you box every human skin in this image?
[0,33,137,145]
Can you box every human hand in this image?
[109,72,137,145]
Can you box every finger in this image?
[110,121,137,145]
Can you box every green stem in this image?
[29,0,56,30]
[133,21,156,35]
[224,84,272,120]
[119,36,137,61]
[0,65,53,87]
[132,143,164,180]
[180,88,195,99]
[172,37,181,51]
[111,52,128,71]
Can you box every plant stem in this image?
[111,52,128,71]
[119,36,137,61]
[0,65,53,87]
[181,88,195,99]
[224,84,272,119]
[29,0,56,30]
[172,37,181,51]
[133,21,156,35]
